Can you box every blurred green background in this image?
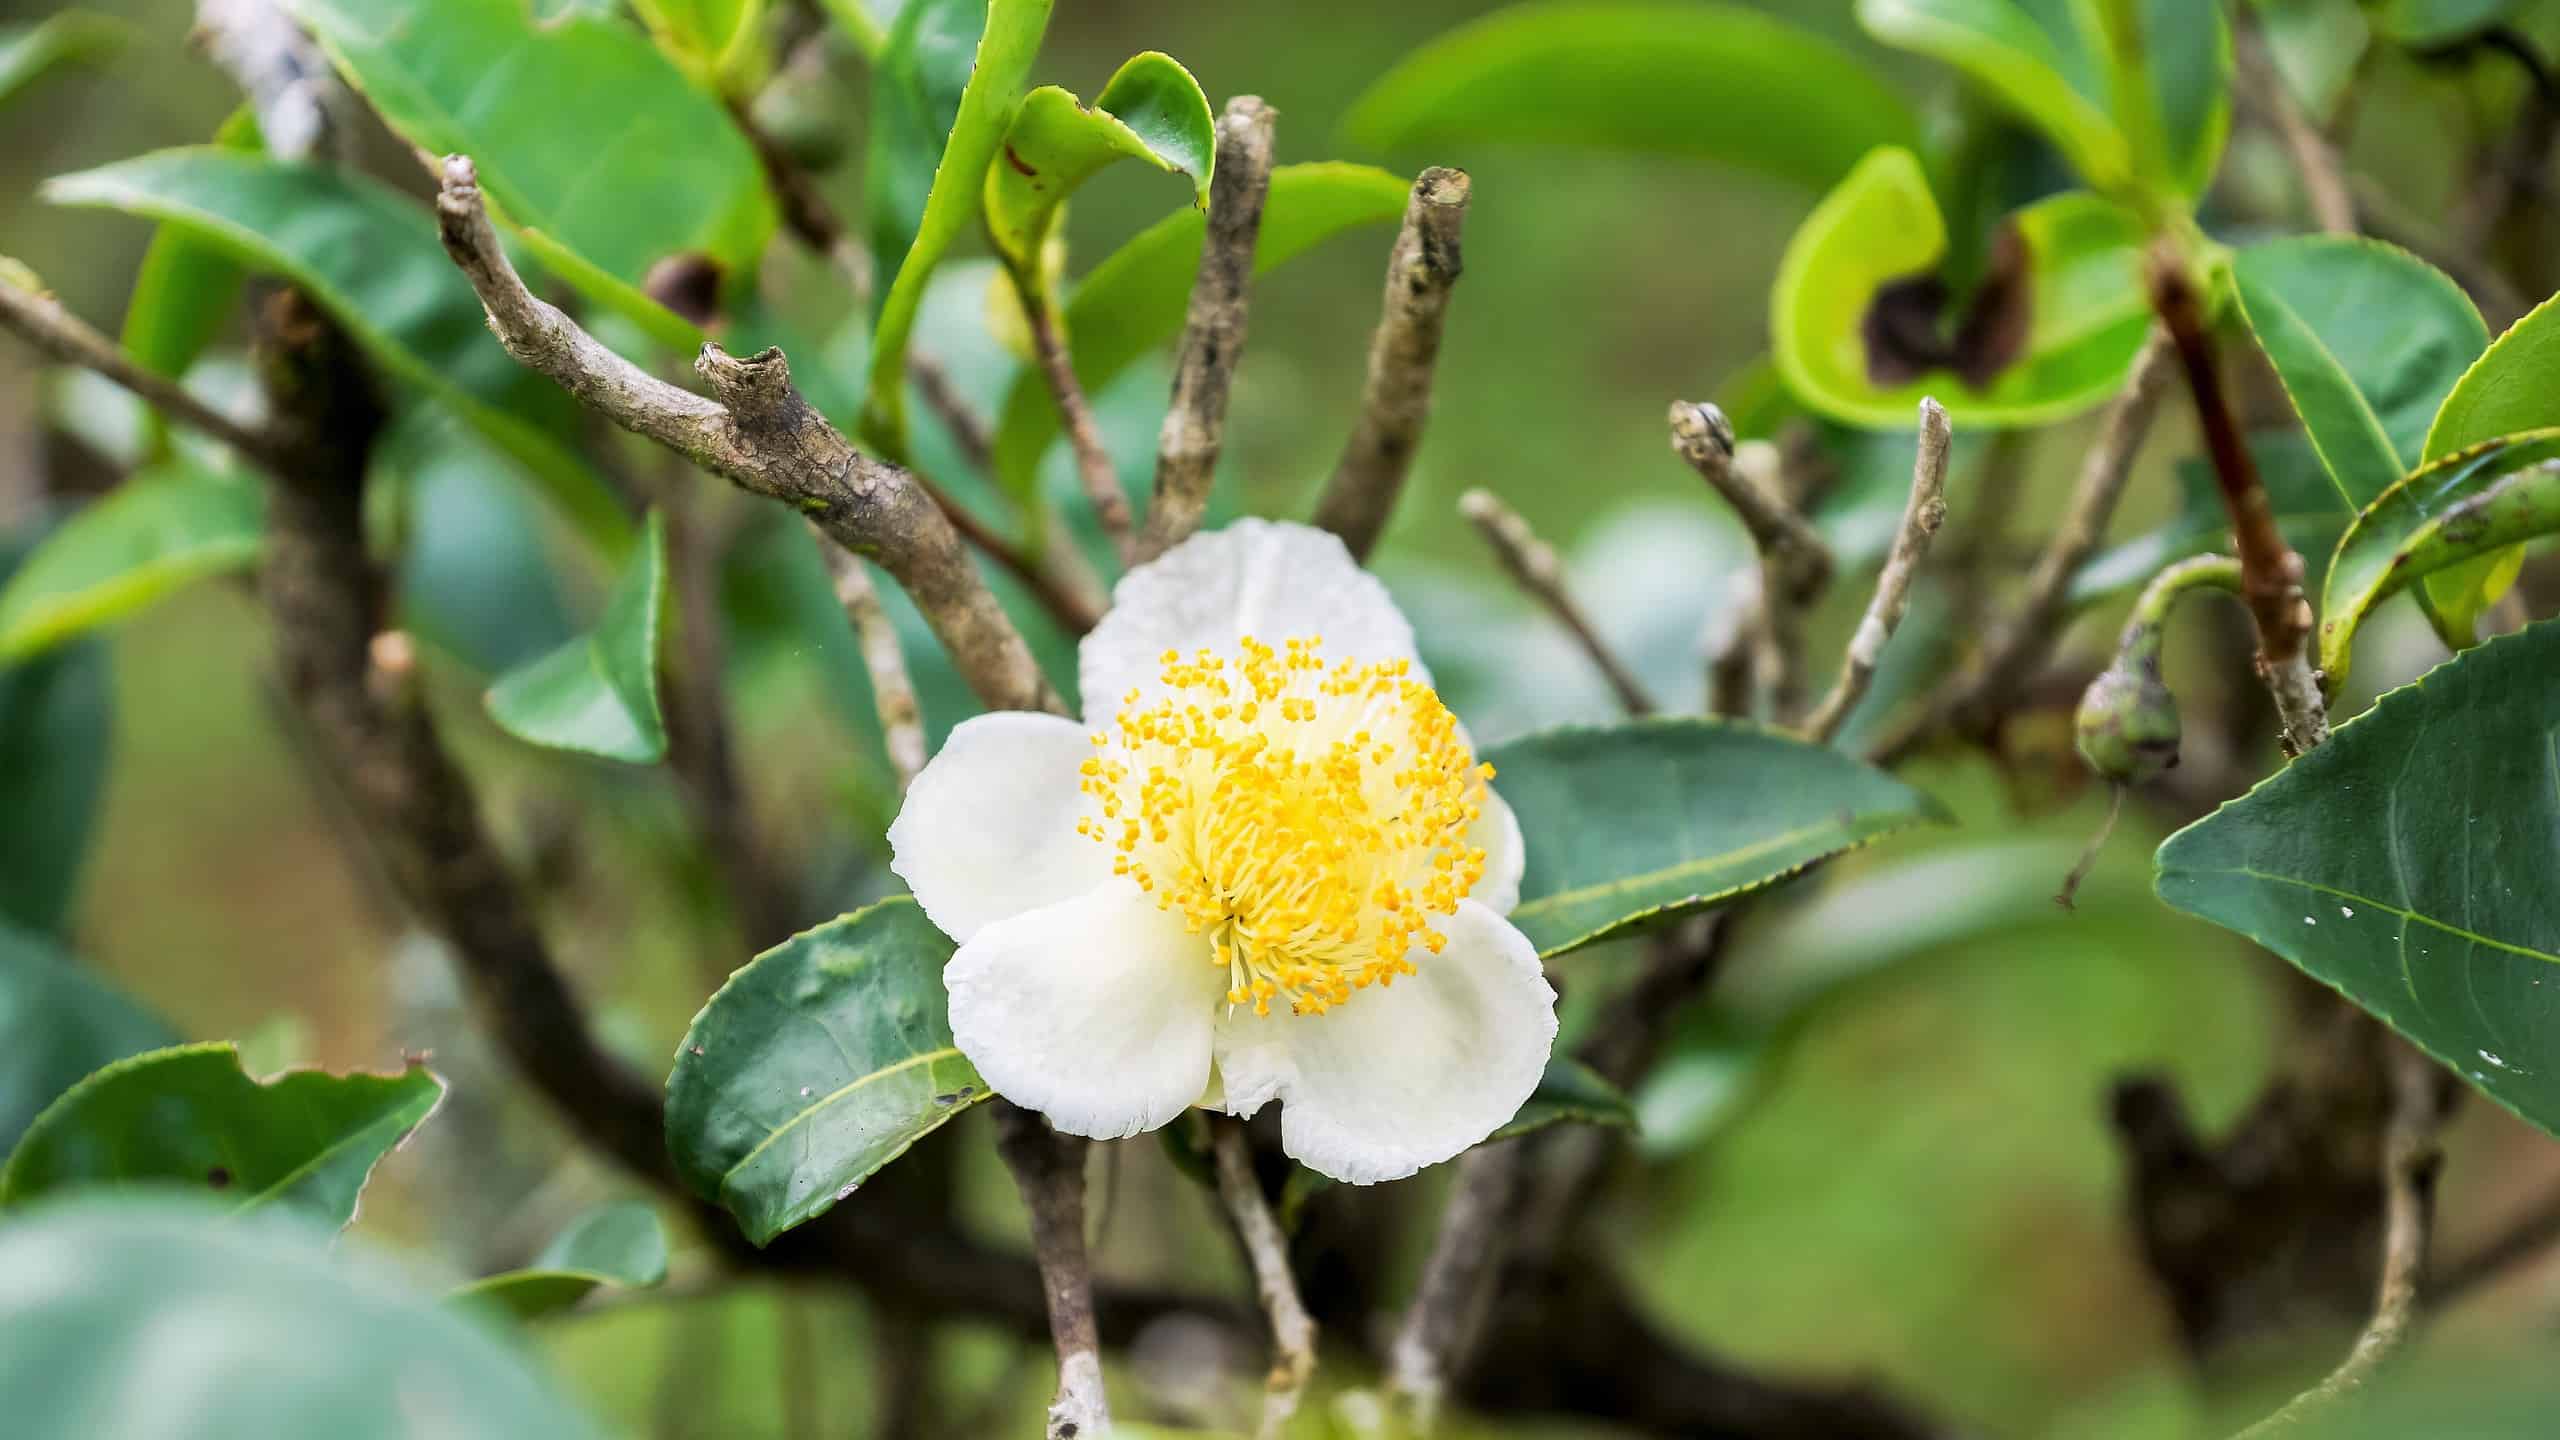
[7,1,2560,1436]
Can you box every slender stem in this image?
[0,281,286,470]
[812,527,927,790]
[991,1103,1109,1440]
[1387,1139,1525,1433]
[1022,285,1136,564]
[1803,398,1952,743]
[2234,12,2355,235]
[1669,401,1833,721]
[1458,488,1656,715]
[1209,1119,1317,1440]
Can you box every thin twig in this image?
[991,1104,1110,1440]
[1669,400,1833,721]
[433,155,1061,716]
[1458,488,1655,715]
[815,531,926,789]
[1024,292,1136,564]
[1139,96,1276,563]
[2347,175,2530,326]
[2234,12,2356,234]
[1386,1139,1525,1434]
[1209,1119,1317,1440]
[0,281,285,470]
[193,0,353,165]
[1803,398,1952,743]
[1312,166,1472,560]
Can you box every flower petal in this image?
[1080,519,1423,717]
[1212,900,1556,1184]
[888,712,1107,945]
[947,878,1223,1140]
[1471,785,1525,917]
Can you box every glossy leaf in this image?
[0,924,179,1154]
[864,0,1053,449]
[2318,430,2560,688]
[281,0,775,349]
[2158,619,2560,1140]
[0,1198,612,1439]
[666,898,987,1246]
[1771,147,2149,429]
[0,533,111,938]
[0,461,263,663]
[1485,718,1951,958]
[2070,433,2349,604]
[0,11,126,109]
[2419,290,2560,630]
[1489,1055,1636,1143]
[120,108,261,395]
[453,1199,669,1320]
[1,1042,443,1228]
[992,162,1412,494]
[1340,1,1919,190]
[485,509,669,764]
[985,51,1214,284]
[46,148,628,552]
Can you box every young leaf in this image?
[630,0,763,87]
[0,534,111,939]
[0,11,127,110]
[119,107,261,394]
[46,149,629,552]
[2157,619,2560,1142]
[665,897,989,1246]
[451,1199,670,1320]
[1771,147,2149,429]
[1485,718,1951,958]
[485,509,670,764]
[2318,429,2560,688]
[864,0,1053,451]
[279,0,776,349]
[991,162,1413,495]
[1488,1055,1636,1143]
[0,1198,612,1439]
[0,461,264,663]
[984,51,1214,289]
[0,1042,444,1228]
[2419,289,2560,633]
[1857,0,2128,193]
[1339,1,1920,191]
[0,923,179,1154]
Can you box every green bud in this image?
[2075,656,2181,785]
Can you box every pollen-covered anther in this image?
[1075,635,1489,1017]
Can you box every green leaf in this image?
[0,923,179,1154]
[1486,718,1952,958]
[984,52,1214,286]
[0,461,264,663]
[380,409,579,676]
[0,533,111,938]
[2317,429,2560,689]
[280,0,775,349]
[816,0,908,57]
[1489,1055,1636,1143]
[1,1042,444,1227]
[1859,0,2127,193]
[0,1197,612,1439]
[119,107,262,396]
[631,0,764,85]
[2419,289,2560,633]
[453,1199,669,1320]
[864,0,1053,450]
[486,509,669,764]
[1339,1,1919,191]
[2252,0,2370,121]
[991,162,1413,495]
[2157,619,2560,1141]
[2070,432,2350,605]
[665,897,988,1246]
[45,148,629,553]
[1771,147,2150,429]
[0,11,126,110]
[2372,0,2514,47]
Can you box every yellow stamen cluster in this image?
[1076,636,1492,1018]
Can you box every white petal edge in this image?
[1079,518,1425,719]
[946,878,1224,1140]
[888,712,1107,946]
[1212,899,1557,1184]
[1471,785,1525,917]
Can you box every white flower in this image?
[889,520,1555,1184]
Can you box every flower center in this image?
[1075,636,1491,1018]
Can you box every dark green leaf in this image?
[380,410,579,676]
[452,1199,669,1320]
[2372,0,2514,46]
[0,532,111,937]
[2070,432,2349,605]
[486,509,669,764]
[666,897,988,1246]
[1487,718,1952,958]
[45,148,629,552]
[0,1197,611,1439]
[2158,619,2560,1140]
[1340,1,1919,191]
[0,923,179,1154]
[1488,1055,1636,1142]
[1,1042,444,1228]
[984,51,1214,284]
[281,0,776,348]
[0,461,264,662]
[0,11,127,109]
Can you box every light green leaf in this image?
[1771,147,2150,429]
[816,0,908,57]
[1486,718,1952,959]
[0,1198,612,1439]
[280,0,776,349]
[2158,619,2560,1140]
[2372,0,2515,46]
[2252,0,2370,121]
[2418,291,2560,632]
[665,897,988,1246]
[1,1042,444,1228]
[985,52,1214,286]
[0,462,263,663]
[991,162,1413,495]
[864,0,1053,450]
[452,1199,669,1320]
[1340,1,1919,190]
[2069,432,2349,605]
[0,534,111,938]
[0,923,179,1155]
[2317,429,2560,689]
[486,509,669,764]
[631,0,763,85]
[1859,0,2128,193]
[118,108,261,416]
[1488,1055,1636,1143]
[45,148,629,553]
[0,11,126,109]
